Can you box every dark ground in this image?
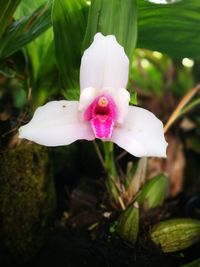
[0,140,199,267]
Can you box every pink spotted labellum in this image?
[19,33,167,157]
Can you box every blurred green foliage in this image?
[0,0,199,135]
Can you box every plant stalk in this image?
[103,142,120,203]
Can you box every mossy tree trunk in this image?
[0,143,56,264]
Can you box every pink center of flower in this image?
[84,94,117,139]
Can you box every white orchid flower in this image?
[19,33,167,157]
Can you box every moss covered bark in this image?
[0,143,56,263]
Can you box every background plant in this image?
[0,0,200,265]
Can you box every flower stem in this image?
[103,142,120,203]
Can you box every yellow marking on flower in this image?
[98,96,108,107]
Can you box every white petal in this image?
[80,32,129,91]
[19,101,95,146]
[102,87,130,123]
[111,106,168,157]
[78,87,98,112]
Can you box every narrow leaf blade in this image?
[0,1,52,59]
[83,0,137,60]
[0,0,21,38]
[52,0,88,90]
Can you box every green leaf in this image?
[137,0,200,58]
[0,0,21,38]
[27,28,60,107]
[13,0,58,106]
[52,0,88,90]
[62,88,80,101]
[130,92,138,105]
[136,174,168,209]
[27,28,55,81]
[117,202,139,244]
[180,96,200,116]
[13,1,58,106]
[14,0,47,18]
[181,258,200,267]
[0,1,52,59]
[83,0,137,60]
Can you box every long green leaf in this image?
[138,0,200,58]
[0,1,52,59]
[27,28,59,106]
[14,0,55,80]
[27,28,55,81]
[14,0,47,18]
[83,0,137,60]
[13,0,59,106]
[52,0,88,90]
[0,0,21,38]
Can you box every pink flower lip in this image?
[84,94,118,139]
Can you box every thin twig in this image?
[116,150,127,161]
[164,84,200,133]
[118,196,126,210]
[126,157,147,201]
[92,140,106,169]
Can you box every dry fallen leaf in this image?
[147,134,185,197]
